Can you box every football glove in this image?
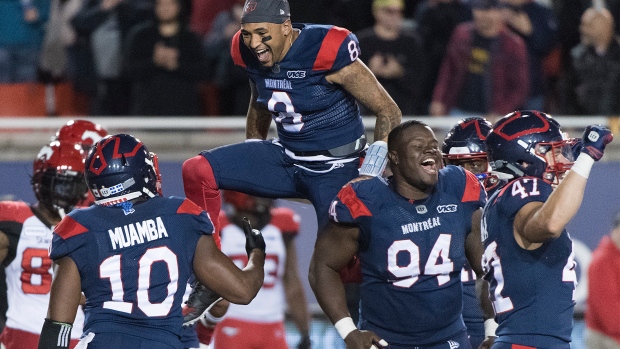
[580,125,613,161]
[243,217,266,256]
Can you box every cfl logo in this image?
[100,187,111,197]
[587,131,599,142]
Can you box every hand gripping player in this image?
[181,0,402,324]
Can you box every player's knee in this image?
[182,155,218,191]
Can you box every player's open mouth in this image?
[255,48,271,65]
[421,158,437,174]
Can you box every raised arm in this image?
[515,125,613,248]
[326,59,401,142]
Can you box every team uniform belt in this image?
[291,135,367,157]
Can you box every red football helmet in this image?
[222,191,273,229]
[32,141,89,216]
[55,120,108,153]
[222,191,273,213]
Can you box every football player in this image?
[54,119,108,153]
[442,116,500,348]
[54,119,109,207]
[0,141,87,349]
[310,120,495,349]
[481,110,613,349]
[39,134,266,349]
[181,0,402,324]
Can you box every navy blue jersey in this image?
[482,177,575,347]
[50,196,213,347]
[330,166,486,345]
[231,23,364,152]
[461,176,509,346]
[461,259,484,346]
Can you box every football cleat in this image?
[182,281,223,326]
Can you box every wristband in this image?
[571,153,595,179]
[484,319,498,337]
[334,316,357,340]
[39,318,73,349]
[203,308,225,325]
[359,141,388,177]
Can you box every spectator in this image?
[0,141,87,349]
[193,191,311,349]
[325,0,374,34]
[416,0,472,114]
[309,120,494,348]
[38,0,82,82]
[429,0,529,119]
[585,212,620,349]
[551,0,619,74]
[123,0,208,116]
[202,0,249,116]
[560,7,620,115]
[0,0,49,82]
[71,0,152,115]
[356,0,425,115]
[39,134,266,349]
[500,0,558,111]
[189,0,237,38]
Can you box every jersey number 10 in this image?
[100,246,179,317]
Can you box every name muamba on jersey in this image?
[108,217,168,250]
[401,217,441,235]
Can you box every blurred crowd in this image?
[0,0,619,117]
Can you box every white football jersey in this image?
[1,202,84,338]
[220,208,299,323]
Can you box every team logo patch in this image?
[415,205,427,214]
[448,340,460,349]
[437,204,457,213]
[245,0,257,12]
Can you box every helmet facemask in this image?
[33,169,88,217]
[534,140,576,185]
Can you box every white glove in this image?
[359,141,388,177]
